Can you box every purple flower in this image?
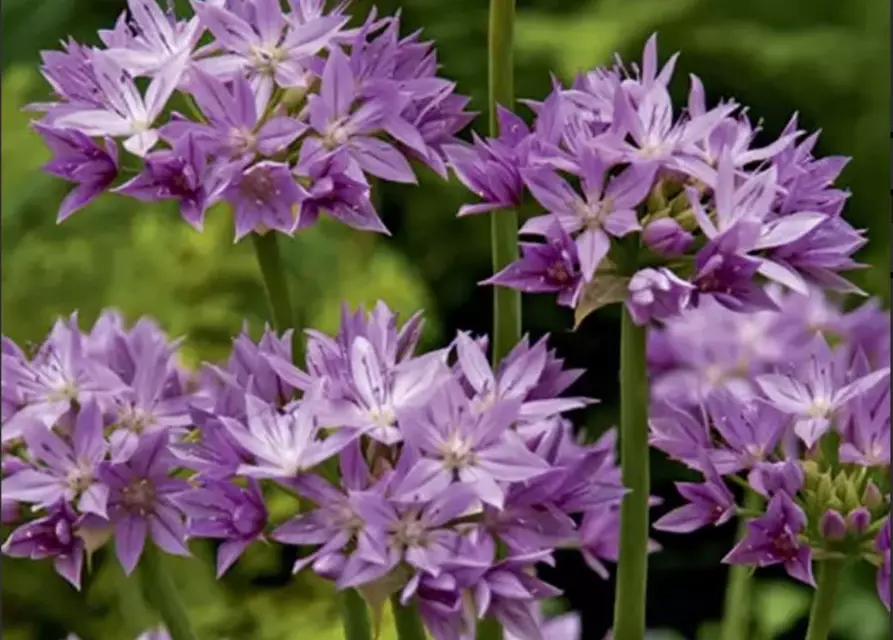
[104,0,203,77]
[191,0,346,99]
[2,501,85,589]
[472,555,563,640]
[219,394,356,479]
[818,509,847,540]
[305,46,416,184]
[453,332,587,423]
[293,146,385,233]
[54,50,186,156]
[35,39,106,117]
[319,336,451,445]
[642,217,694,257]
[340,484,477,588]
[521,153,650,280]
[223,161,305,240]
[162,69,306,161]
[485,222,583,308]
[625,268,694,326]
[723,491,814,586]
[3,315,127,434]
[272,461,368,574]
[394,379,550,508]
[101,430,190,574]
[174,478,267,577]
[107,337,193,463]
[746,460,804,498]
[654,460,735,533]
[692,242,778,313]
[755,336,890,447]
[115,133,233,230]
[3,400,109,517]
[444,107,535,216]
[839,382,890,467]
[703,392,788,473]
[33,123,118,222]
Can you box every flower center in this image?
[770,529,798,561]
[323,120,352,149]
[546,261,571,284]
[249,45,287,74]
[122,478,156,516]
[369,406,395,429]
[392,512,428,548]
[239,167,277,206]
[806,397,832,418]
[66,462,94,493]
[227,128,258,158]
[440,431,475,471]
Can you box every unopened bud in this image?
[642,218,694,257]
[846,507,871,534]
[819,509,847,540]
[862,480,884,509]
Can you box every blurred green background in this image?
[1,0,889,638]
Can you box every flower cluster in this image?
[648,286,891,609]
[2,312,198,586]
[180,302,649,639]
[448,35,865,326]
[2,303,648,639]
[32,0,473,237]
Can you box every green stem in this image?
[488,0,520,365]
[612,309,650,640]
[391,596,428,640]
[339,590,372,640]
[476,618,503,640]
[250,233,299,357]
[137,546,197,640]
[719,491,763,640]
[804,560,844,640]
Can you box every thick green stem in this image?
[719,491,762,640]
[250,233,298,355]
[137,546,197,640]
[612,310,650,640]
[804,560,844,640]
[391,596,428,640]
[340,590,372,640]
[488,0,520,366]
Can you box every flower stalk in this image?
[340,589,372,640]
[391,596,428,640]
[137,546,197,640]
[250,232,299,358]
[612,307,651,640]
[488,0,520,365]
[719,491,763,640]
[804,560,844,640]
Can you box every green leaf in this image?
[752,580,811,638]
[573,273,630,328]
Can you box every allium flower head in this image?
[33,0,473,236]
[450,34,866,325]
[651,286,891,608]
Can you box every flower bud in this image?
[862,480,884,509]
[846,507,871,534]
[748,460,805,498]
[819,509,847,540]
[642,218,694,257]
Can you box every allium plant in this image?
[7,0,887,639]
[650,287,891,639]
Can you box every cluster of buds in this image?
[32,0,474,238]
[448,36,865,327]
